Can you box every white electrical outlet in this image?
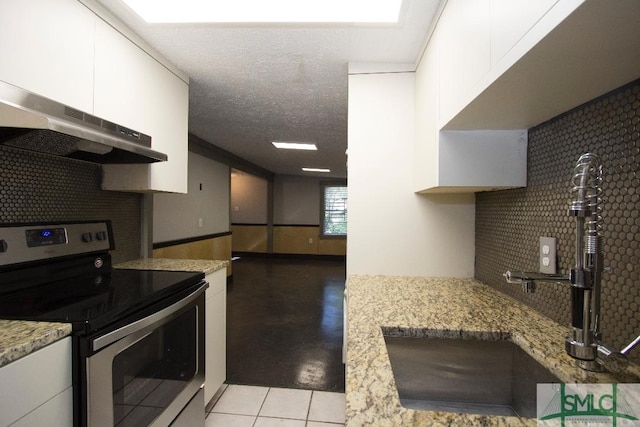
[539,236,556,274]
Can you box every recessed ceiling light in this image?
[302,167,331,173]
[272,142,318,150]
[120,0,403,24]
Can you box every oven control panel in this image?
[25,227,68,248]
[0,221,114,267]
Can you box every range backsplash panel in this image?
[0,145,142,263]
[476,79,640,363]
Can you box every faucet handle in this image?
[621,334,640,355]
[522,281,536,293]
[503,271,536,293]
[503,271,522,284]
[597,344,629,373]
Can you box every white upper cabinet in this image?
[415,0,533,193]
[414,0,640,193]
[415,129,527,194]
[489,0,559,67]
[0,0,189,193]
[442,0,640,130]
[437,0,491,126]
[95,20,189,193]
[414,29,440,193]
[0,0,95,112]
[437,0,566,128]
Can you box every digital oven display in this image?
[25,227,68,247]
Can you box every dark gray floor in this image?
[226,256,346,392]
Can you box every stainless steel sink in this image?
[383,333,560,418]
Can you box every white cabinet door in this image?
[414,29,440,192]
[437,0,491,126]
[10,388,73,427]
[0,338,72,427]
[204,269,227,404]
[442,0,589,130]
[95,19,189,193]
[0,0,189,193]
[414,129,528,194]
[0,0,95,112]
[414,3,527,193]
[489,0,559,66]
[414,0,559,192]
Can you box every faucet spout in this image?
[503,271,570,285]
[503,271,570,293]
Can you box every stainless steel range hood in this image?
[0,80,167,164]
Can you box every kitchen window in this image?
[321,182,347,238]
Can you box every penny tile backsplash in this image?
[0,146,142,263]
[476,79,640,363]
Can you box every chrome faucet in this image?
[505,153,640,373]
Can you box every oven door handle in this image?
[91,282,206,352]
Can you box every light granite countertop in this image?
[0,320,71,368]
[115,258,228,275]
[346,275,640,426]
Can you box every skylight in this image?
[272,142,318,151]
[121,0,403,24]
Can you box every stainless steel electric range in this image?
[0,220,207,427]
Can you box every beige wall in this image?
[153,234,233,275]
[230,171,268,224]
[233,224,346,256]
[231,225,268,253]
[273,226,346,256]
[232,173,347,256]
[273,175,320,224]
[318,237,347,256]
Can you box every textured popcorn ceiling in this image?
[94,0,441,178]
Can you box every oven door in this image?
[83,283,206,427]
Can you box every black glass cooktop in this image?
[0,268,205,335]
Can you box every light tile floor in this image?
[206,384,345,427]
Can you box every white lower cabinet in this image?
[0,337,72,427]
[10,388,73,427]
[204,269,227,404]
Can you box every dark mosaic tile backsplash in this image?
[476,79,640,363]
[0,145,142,263]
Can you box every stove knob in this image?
[95,231,107,241]
[82,232,93,243]
[0,240,7,252]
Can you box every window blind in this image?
[322,185,347,236]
